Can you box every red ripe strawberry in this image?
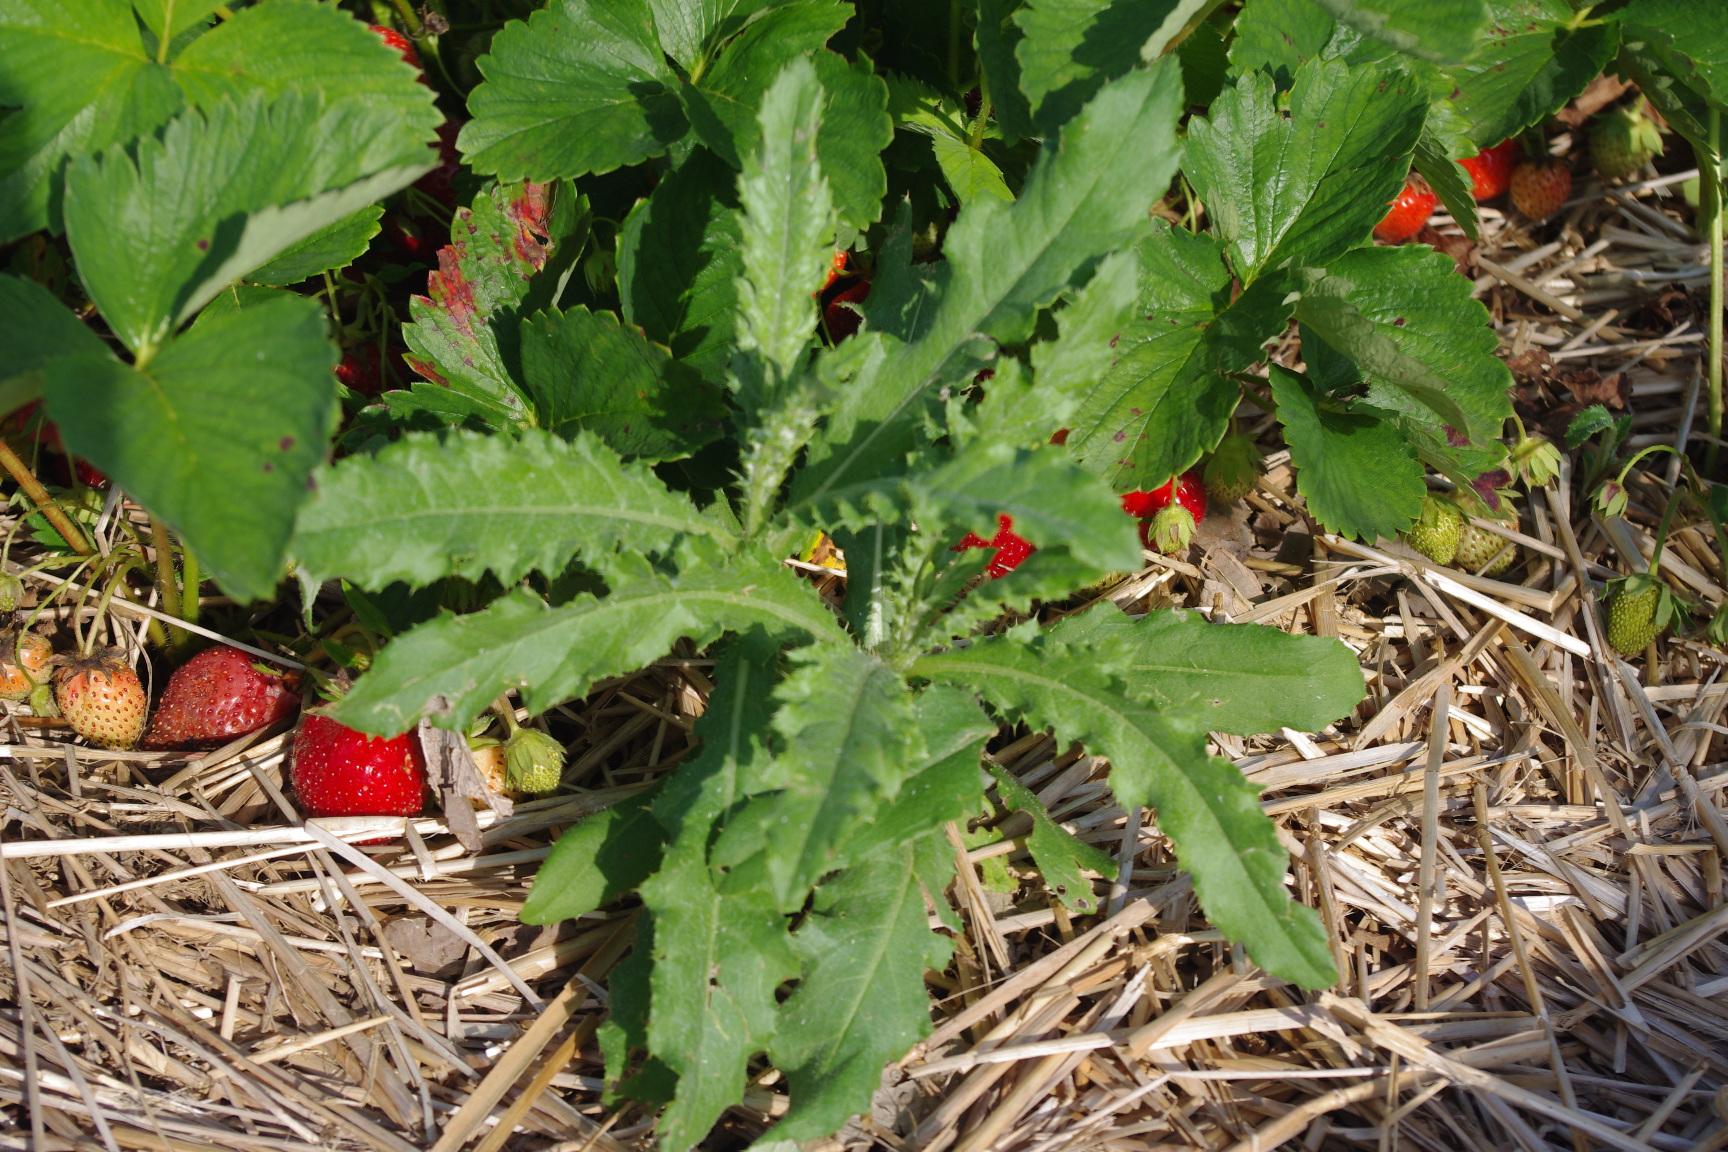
[140,646,301,751]
[290,714,427,818]
[954,513,1035,579]
[370,24,420,70]
[817,250,850,297]
[0,631,52,702]
[823,278,871,342]
[1459,139,1517,201]
[55,650,147,750]
[5,401,107,488]
[1122,470,1207,554]
[1510,157,1572,222]
[1374,176,1437,243]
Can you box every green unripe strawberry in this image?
[1404,495,1463,565]
[505,728,566,795]
[1203,434,1261,503]
[1605,575,1670,657]
[1454,517,1517,576]
[0,572,21,614]
[1591,105,1664,183]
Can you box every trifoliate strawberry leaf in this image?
[911,615,1337,988]
[641,629,796,1150]
[678,1,849,158]
[794,62,1184,504]
[0,0,439,245]
[987,762,1116,914]
[808,53,894,229]
[458,0,685,182]
[401,181,587,424]
[617,151,742,385]
[247,207,384,286]
[1184,58,1425,283]
[1442,0,1616,149]
[131,0,223,42]
[1013,0,1201,133]
[62,91,431,356]
[1309,0,1487,65]
[1226,0,1354,82]
[0,1,183,243]
[1062,222,1291,491]
[291,428,712,592]
[519,307,726,461]
[733,57,835,409]
[520,791,664,925]
[769,846,953,1142]
[1269,365,1425,540]
[330,550,846,735]
[1059,607,1366,735]
[43,291,338,602]
[975,0,1035,140]
[1293,245,1513,471]
[712,645,925,908]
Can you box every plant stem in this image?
[0,440,93,556]
[1707,107,1724,472]
[148,516,192,651]
[492,695,521,735]
[1646,481,1683,579]
[179,546,200,629]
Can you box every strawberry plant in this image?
[3,0,1728,1148]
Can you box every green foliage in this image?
[12,0,1715,1146]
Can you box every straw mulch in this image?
[4,163,1728,1152]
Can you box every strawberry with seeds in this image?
[0,630,51,702]
[1510,156,1571,222]
[1374,176,1436,243]
[290,713,427,817]
[141,646,301,750]
[1459,140,1517,200]
[954,514,1035,579]
[55,649,147,749]
[1123,471,1207,554]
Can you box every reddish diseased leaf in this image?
[400,181,581,420]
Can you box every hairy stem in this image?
[1707,108,1724,471]
[0,440,93,556]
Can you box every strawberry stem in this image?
[1705,107,1724,472]
[492,694,521,735]
[148,516,192,653]
[0,438,93,556]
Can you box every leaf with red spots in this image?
[398,180,588,426]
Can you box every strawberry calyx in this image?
[504,728,566,795]
[1122,471,1207,553]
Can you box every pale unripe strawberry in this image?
[55,651,147,749]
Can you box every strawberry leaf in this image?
[44,291,339,601]
[1063,222,1292,490]
[769,844,953,1141]
[912,614,1338,988]
[0,0,438,244]
[616,151,742,385]
[1013,0,1201,133]
[975,0,1036,139]
[1309,0,1487,65]
[400,181,587,424]
[1269,365,1426,540]
[1183,58,1426,283]
[987,762,1117,914]
[62,91,433,356]
[1616,0,1728,106]
[458,0,686,182]
[248,207,385,286]
[519,307,726,461]
[1293,245,1514,473]
[291,428,713,592]
[331,550,846,734]
[795,62,1185,503]
[0,273,111,378]
[1442,0,1616,148]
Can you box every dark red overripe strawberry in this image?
[382,214,432,260]
[290,713,427,818]
[370,23,420,70]
[954,513,1035,579]
[1122,471,1207,554]
[335,348,384,395]
[1374,176,1437,243]
[1459,140,1517,201]
[1510,157,1572,222]
[140,646,301,750]
[823,278,871,342]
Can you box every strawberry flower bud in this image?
[1511,433,1562,487]
[1594,480,1628,518]
[505,728,566,795]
